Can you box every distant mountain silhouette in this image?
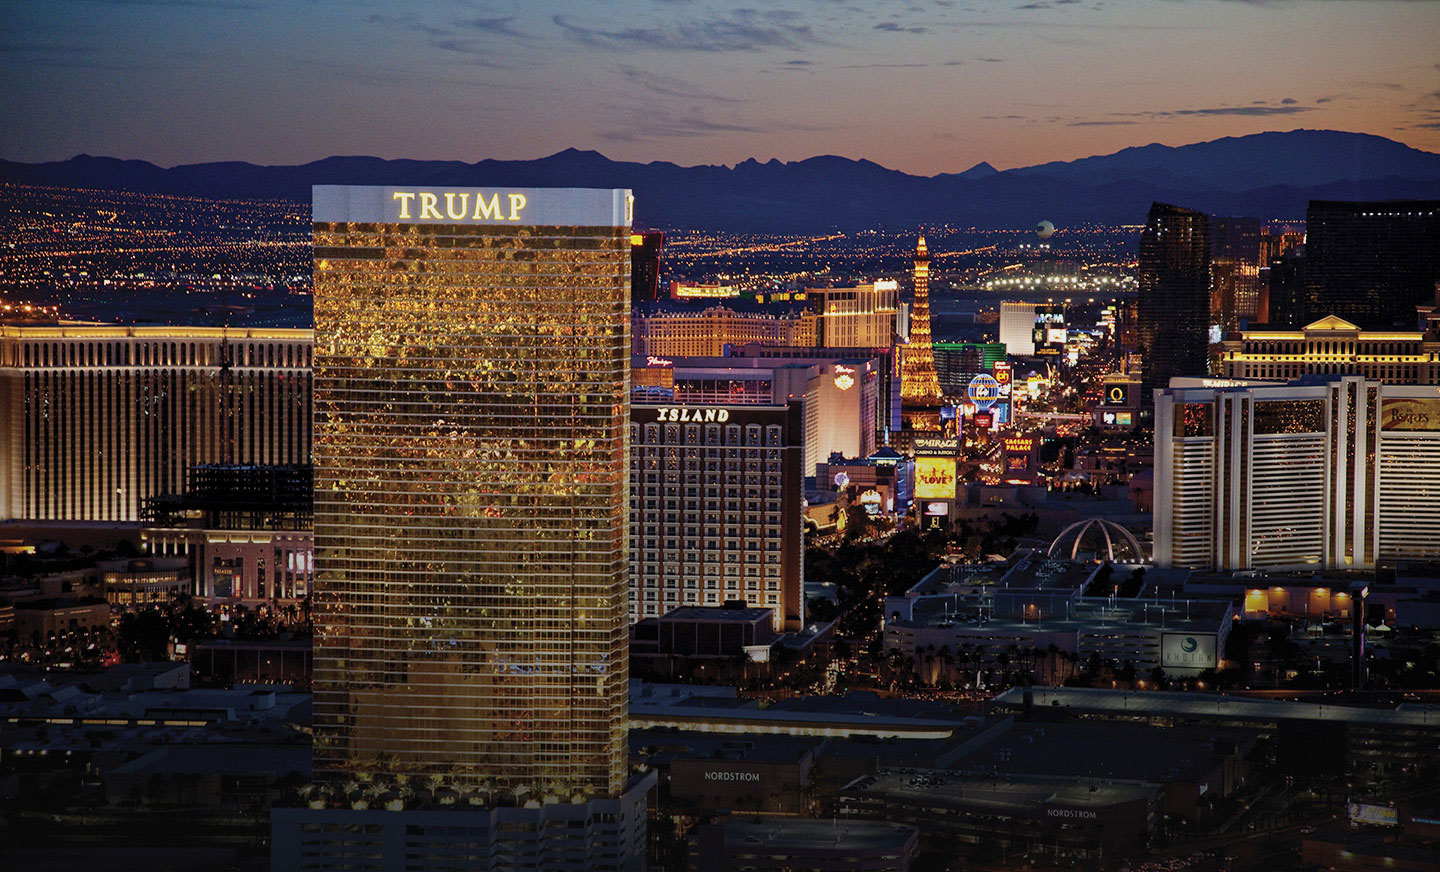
[4,130,1439,231]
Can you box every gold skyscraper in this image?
[310,186,633,802]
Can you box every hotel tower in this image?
[275,187,651,872]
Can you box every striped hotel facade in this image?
[1155,375,1440,571]
[0,325,312,522]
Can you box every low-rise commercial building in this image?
[840,769,1157,867]
[687,817,919,872]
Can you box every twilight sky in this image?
[4,0,1439,175]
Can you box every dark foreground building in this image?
[1138,203,1212,397]
[1305,199,1440,329]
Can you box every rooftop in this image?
[992,687,1440,730]
[845,768,1157,813]
[661,606,774,623]
[714,817,916,852]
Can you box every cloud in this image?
[429,38,513,68]
[455,17,528,39]
[616,65,740,102]
[68,0,261,8]
[1280,97,1298,104]
[553,10,820,53]
[841,61,931,68]
[1106,101,1317,119]
[1171,105,1313,116]
[597,106,830,142]
[367,14,450,38]
[979,57,1005,62]
[1067,119,1140,126]
[1016,2,1052,9]
[874,21,929,33]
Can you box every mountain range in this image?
[4,130,1439,232]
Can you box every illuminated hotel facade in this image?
[0,325,311,522]
[629,402,804,631]
[1154,375,1440,571]
[275,187,648,872]
[811,281,898,348]
[633,305,815,357]
[1220,315,1440,384]
[633,354,880,476]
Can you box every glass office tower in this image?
[310,187,633,803]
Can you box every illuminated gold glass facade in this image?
[311,187,633,802]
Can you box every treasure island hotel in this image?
[271,187,653,872]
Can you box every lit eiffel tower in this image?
[901,234,943,404]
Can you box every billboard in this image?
[1380,397,1440,431]
[1161,633,1218,670]
[915,457,957,501]
[1348,803,1398,827]
[913,435,960,457]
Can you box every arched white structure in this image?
[1047,517,1147,563]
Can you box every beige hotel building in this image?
[0,325,311,523]
[1220,315,1440,384]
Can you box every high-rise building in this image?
[1138,203,1212,397]
[275,186,650,872]
[629,401,804,630]
[1154,375,1440,571]
[933,341,1006,398]
[900,236,942,404]
[1304,199,1440,329]
[630,229,663,310]
[998,302,1038,356]
[731,343,901,435]
[1221,315,1440,384]
[0,325,311,522]
[1260,246,1306,328]
[632,355,879,476]
[811,281,898,348]
[1210,216,1265,327]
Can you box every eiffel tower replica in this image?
[900,234,945,439]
